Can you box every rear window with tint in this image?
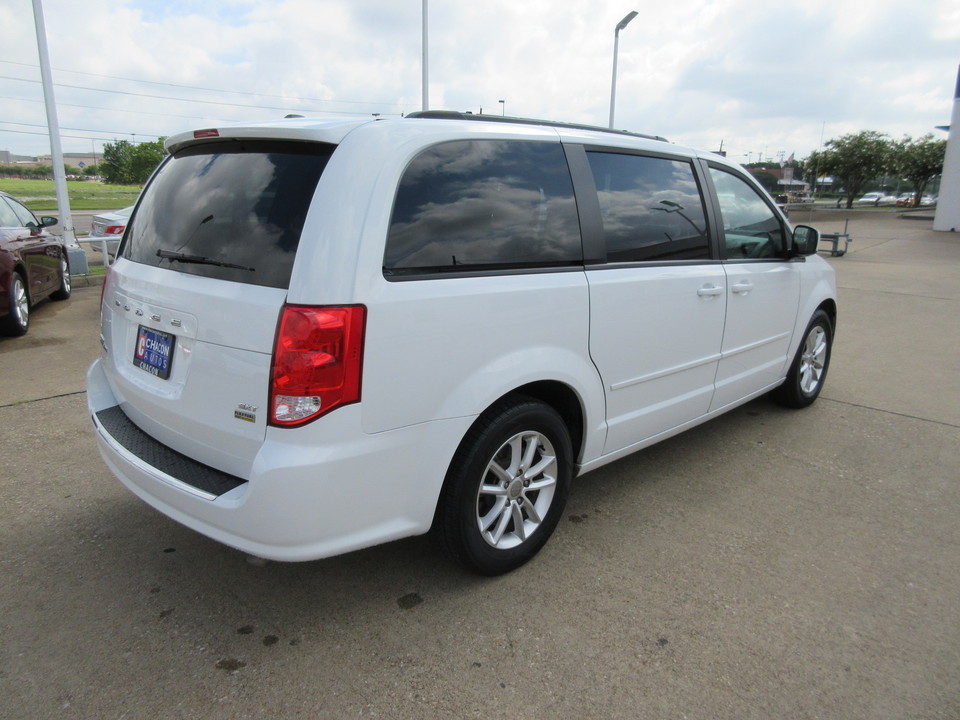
[385,140,582,276]
[123,140,333,289]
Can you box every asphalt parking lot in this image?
[1,212,958,719]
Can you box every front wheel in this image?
[772,309,833,408]
[1,272,30,336]
[432,396,573,575]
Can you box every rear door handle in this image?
[732,281,754,295]
[697,285,724,297]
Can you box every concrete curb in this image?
[69,272,105,287]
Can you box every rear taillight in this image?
[270,304,366,427]
[105,225,126,235]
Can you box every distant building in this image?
[0,150,40,166]
[37,152,99,169]
[747,165,810,195]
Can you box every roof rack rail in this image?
[405,111,668,143]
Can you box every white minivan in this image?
[87,112,836,575]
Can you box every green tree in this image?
[752,170,779,193]
[894,134,946,206]
[802,151,823,190]
[128,140,166,183]
[811,131,893,208]
[100,138,167,184]
[100,140,135,184]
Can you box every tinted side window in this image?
[124,140,333,289]
[708,167,785,259]
[586,152,710,262]
[385,140,582,275]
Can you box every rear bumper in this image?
[87,358,472,561]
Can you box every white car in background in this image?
[88,206,133,257]
[855,192,896,206]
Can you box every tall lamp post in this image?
[422,0,429,111]
[608,10,638,129]
[31,0,75,245]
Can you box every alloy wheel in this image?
[476,430,558,549]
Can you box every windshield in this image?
[123,140,334,289]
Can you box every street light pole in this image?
[422,0,429,111]
[31,0,75,245]
[608,10,638,130]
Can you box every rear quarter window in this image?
[123,140,333,289]
[384,140,582,276]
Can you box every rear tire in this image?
[50,256,71,301]
[432,396,573,575]
[772,309,832,408]
[1,272,30,337]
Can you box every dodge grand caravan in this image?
[87,112,836,575]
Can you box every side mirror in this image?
[792,225,819,256]
[40,216,59,228]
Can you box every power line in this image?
[0,74,338,113]
[0,127,155,144]
[0,61,408,153]
[0,60,409,111]
[0,120,165,138]
[3,93,232,124]
[2,86,397,123]
[2,74,404,118]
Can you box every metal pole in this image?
[31,0,75,245]
[608,11,638,130]
[609,30,621,129]
[422,0,429,111]
[933,64,960,231]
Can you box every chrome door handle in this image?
[697,285,724,297]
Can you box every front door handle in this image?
[732,281,754,295]
[697,285,724,297]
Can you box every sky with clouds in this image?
[2,0,959,165]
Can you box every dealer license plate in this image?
[133,325,175,379]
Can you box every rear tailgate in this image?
[99,260,284,478]
[95,136,338,479]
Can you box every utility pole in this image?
[31,0,75,245]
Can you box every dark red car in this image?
[1,191,71,336]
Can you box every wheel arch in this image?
[818,297,837,332]
[0,263,31,336]
[429,381,581,574]
[443,380,588,476]
[433,380,587,515]
[12,263,29,296]
[506,380,585,464]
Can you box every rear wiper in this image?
[156,249,254,272]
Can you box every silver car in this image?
[88,206,133,257]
